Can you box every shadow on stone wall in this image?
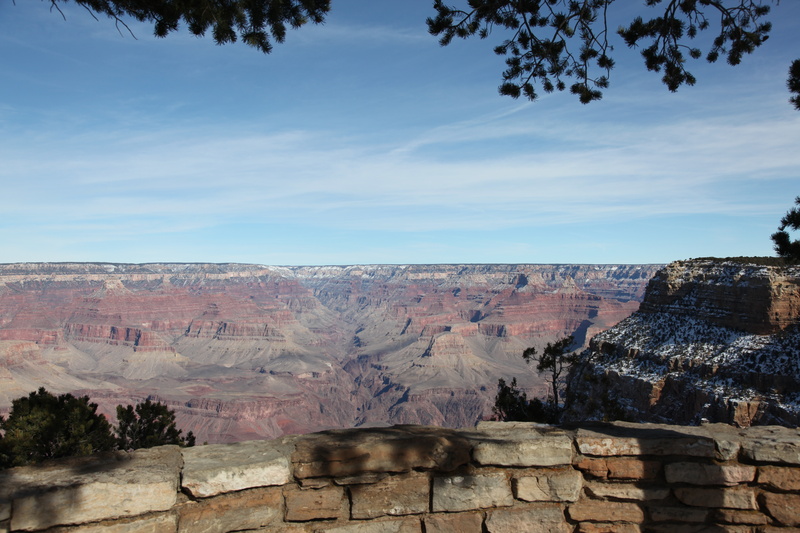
[0,446,180,531]
[292,425,475,480]
[3,422,800,531]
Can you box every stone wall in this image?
[2,422,800,532]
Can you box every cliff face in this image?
[638,259,800,334]
[0,262,661,442]
[566,259,800,427]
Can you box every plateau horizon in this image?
[2,2,799,266]
[0,261,668,267]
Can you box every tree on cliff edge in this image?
[491,377,556,422]
[492,335,578,424]
[772,196,800,263]
[19,1,800,110]
[0,391,195,468]
[523,336,578,422]
[116,399,195,450]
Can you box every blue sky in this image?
[1,1,798,265]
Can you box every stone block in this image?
[293,426,471,479]
[673,487,757,510]
[648,506,709,523]
[350,471,429,519]
[713,438,741,462]
[177,486,282,533]
[576,524,641,533]
[576,457,609,478]
[763,492,800,526]
[758,466,800,491]
[740,427,800,465]
[607,458,661,480]
[284,485,346,522]
[424,512,483,533]
[585,482,669,501]
[575,425,714,458]
[567,500,645,523]
[44,513,178,533]
[432,472,513,512]
[486,504,568,533]
[181,438,293,498]
[644,526,734,533]
[315,518,421,533]
[334,472,389,486]
[514,468,582,502]
[475,421,553,432]
[0,520,7,533]
[13,481,180,532]
[714,508,770,525]
[300,477,333,489]
[577,456,661,481]
[472,425,573,467]
[665,462,755,486]
[4,446,182,531]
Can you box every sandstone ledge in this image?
[1,422,799,532]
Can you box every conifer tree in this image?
[491,335,578,424]
[19,1,799,108]
[491,377,555,423]
[772,196,800,263]
[40,0,330,54]
[789,60,800,111]
[522,336,578,423]
[0,388,116,468]
[428,0,796,107]
[116,399,195,450]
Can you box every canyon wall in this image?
[638,259,800,334]
[0,263,661,443]
[566,259,800,427]
[3,421,800,532]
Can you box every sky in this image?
[1,1,798,266]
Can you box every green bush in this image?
[491,377,557,424]
[0,389,194,469]
[0,388,116,468]
[116,399,195,450]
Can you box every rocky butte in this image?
[0,262,661,443]
[566,258,800,427]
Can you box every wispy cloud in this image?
[3,91,796,240]
[3,0,799,264]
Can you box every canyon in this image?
[0,262,660,443]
